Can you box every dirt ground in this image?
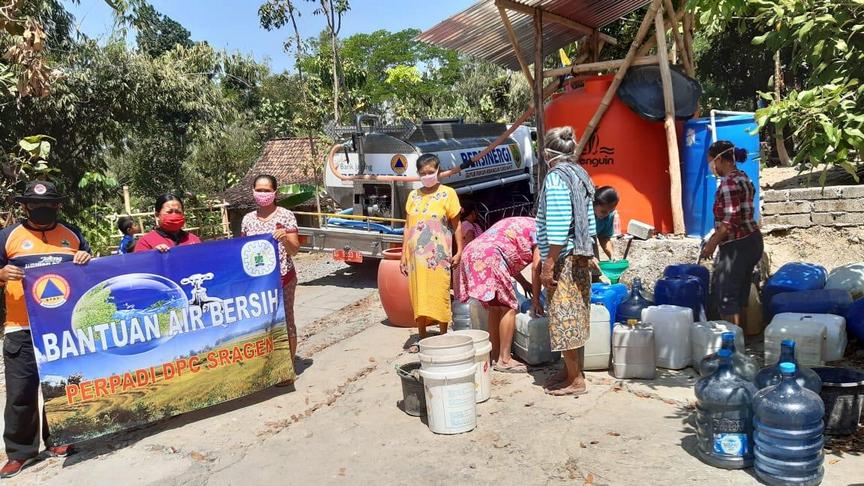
[0,251,861,485]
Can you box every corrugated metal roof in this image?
[417,0,651,71]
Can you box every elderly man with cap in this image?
[0,181,91,478]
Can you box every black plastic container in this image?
[811,367,864,436]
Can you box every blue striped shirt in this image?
[537,172,596,259]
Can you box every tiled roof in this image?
[223,138,318,208]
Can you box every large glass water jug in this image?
[755,340,822,394]
[753,362,825,486]
[695,349,758,469]
[617,278,653,323]
[699,332,758,381]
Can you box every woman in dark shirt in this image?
[700,140,763,324]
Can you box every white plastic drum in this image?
[770,313,846,362]
[453,329,493,403]
[691,321,745,364]
[765,314,827,367]
[642,305,693,369]
[584,304,611,370]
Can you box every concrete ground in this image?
[2,255,863,485]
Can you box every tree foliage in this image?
[134,3,192,57]
[690,0,863,175]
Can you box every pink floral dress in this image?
[456,217,536,310]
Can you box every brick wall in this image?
[761,185,864,229]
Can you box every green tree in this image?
[133,3,193,57]
[690,0,863,176]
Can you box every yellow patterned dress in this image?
[405,185,461,325]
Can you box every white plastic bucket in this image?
[418,334,475,372]
[454,329,493,403]
[419,364,478,434]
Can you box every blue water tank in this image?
[591,282,629,326]
[768,289,853,318]
[763,263,828,310]
[847,298,864,342]
[682,114,761,238]
[664,264,710,306]
[655,275,704,321]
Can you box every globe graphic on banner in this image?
[71,273,189,355]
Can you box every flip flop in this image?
[407,344,420,354]
[545,386,588,397]
[494,363,528,373]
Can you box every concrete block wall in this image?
[761,185,864,229]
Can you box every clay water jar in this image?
[378,248,415,327]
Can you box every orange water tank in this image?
[544,76,674,233]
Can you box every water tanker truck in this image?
[298,116,537,261]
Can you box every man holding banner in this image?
[0,181,91,478]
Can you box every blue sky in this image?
[63,0,471,73]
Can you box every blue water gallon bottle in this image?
[754,362,825,486]
[699,332,758,381]
[755,340,822,394]
[695,349,758,469]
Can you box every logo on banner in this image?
[31,274,70,308]
[391,154,408,175]
[241,240,277,277]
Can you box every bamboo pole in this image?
[534,8,547,183]
[637,7,686,57]
[543,55,659,79]
[572,0,664,161]
[498,6,533,86]
[663,0,690,73]
[682,11,695,77]
[123,185,132,214]
[654,8,685,235]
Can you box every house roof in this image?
[223,138,318,208]
[417,0,651,71]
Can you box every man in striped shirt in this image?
[535,127,599,397]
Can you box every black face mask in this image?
[27,206,59,226]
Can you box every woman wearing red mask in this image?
[135,194,201,253]
[240,174,300,374]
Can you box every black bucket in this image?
[396,362,426,417]
[812,367,864,436]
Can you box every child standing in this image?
[117,216,140,254]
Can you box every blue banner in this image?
[23,235,294,443]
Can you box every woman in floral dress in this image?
[400,154,463,339]
[456,216,537,372]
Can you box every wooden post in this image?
[123,185,132,214]
[663,0,690,74]
[498,6,533,86]
[683,12,695,77]
[573,0,663,160]
[533,8,546,184]
[543,55,658,79]
[637,8,685,58]
[221,201,230,237]
[654,8,685,235]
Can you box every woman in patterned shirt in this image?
[241,174,301,378]
[700,141,763,325]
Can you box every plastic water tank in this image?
[765,314,827,367]
[753,363,825,486]
[695,349,758,469]
[584,305,612,370]
[641,305,692,369]
[755,340,822,394]
[768,288,853,318]
[612,321,656,379]
[591,282,628,326]
[663,264,710,307]
[825,262,864,299]
[691,321,745,365]
[769,313,847,362]
[513,312,560,365]
[763,262,828,309]
[545,76,674,233]
[654,275,704,321]
[681,114,761,238]
[847,298,864,342]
